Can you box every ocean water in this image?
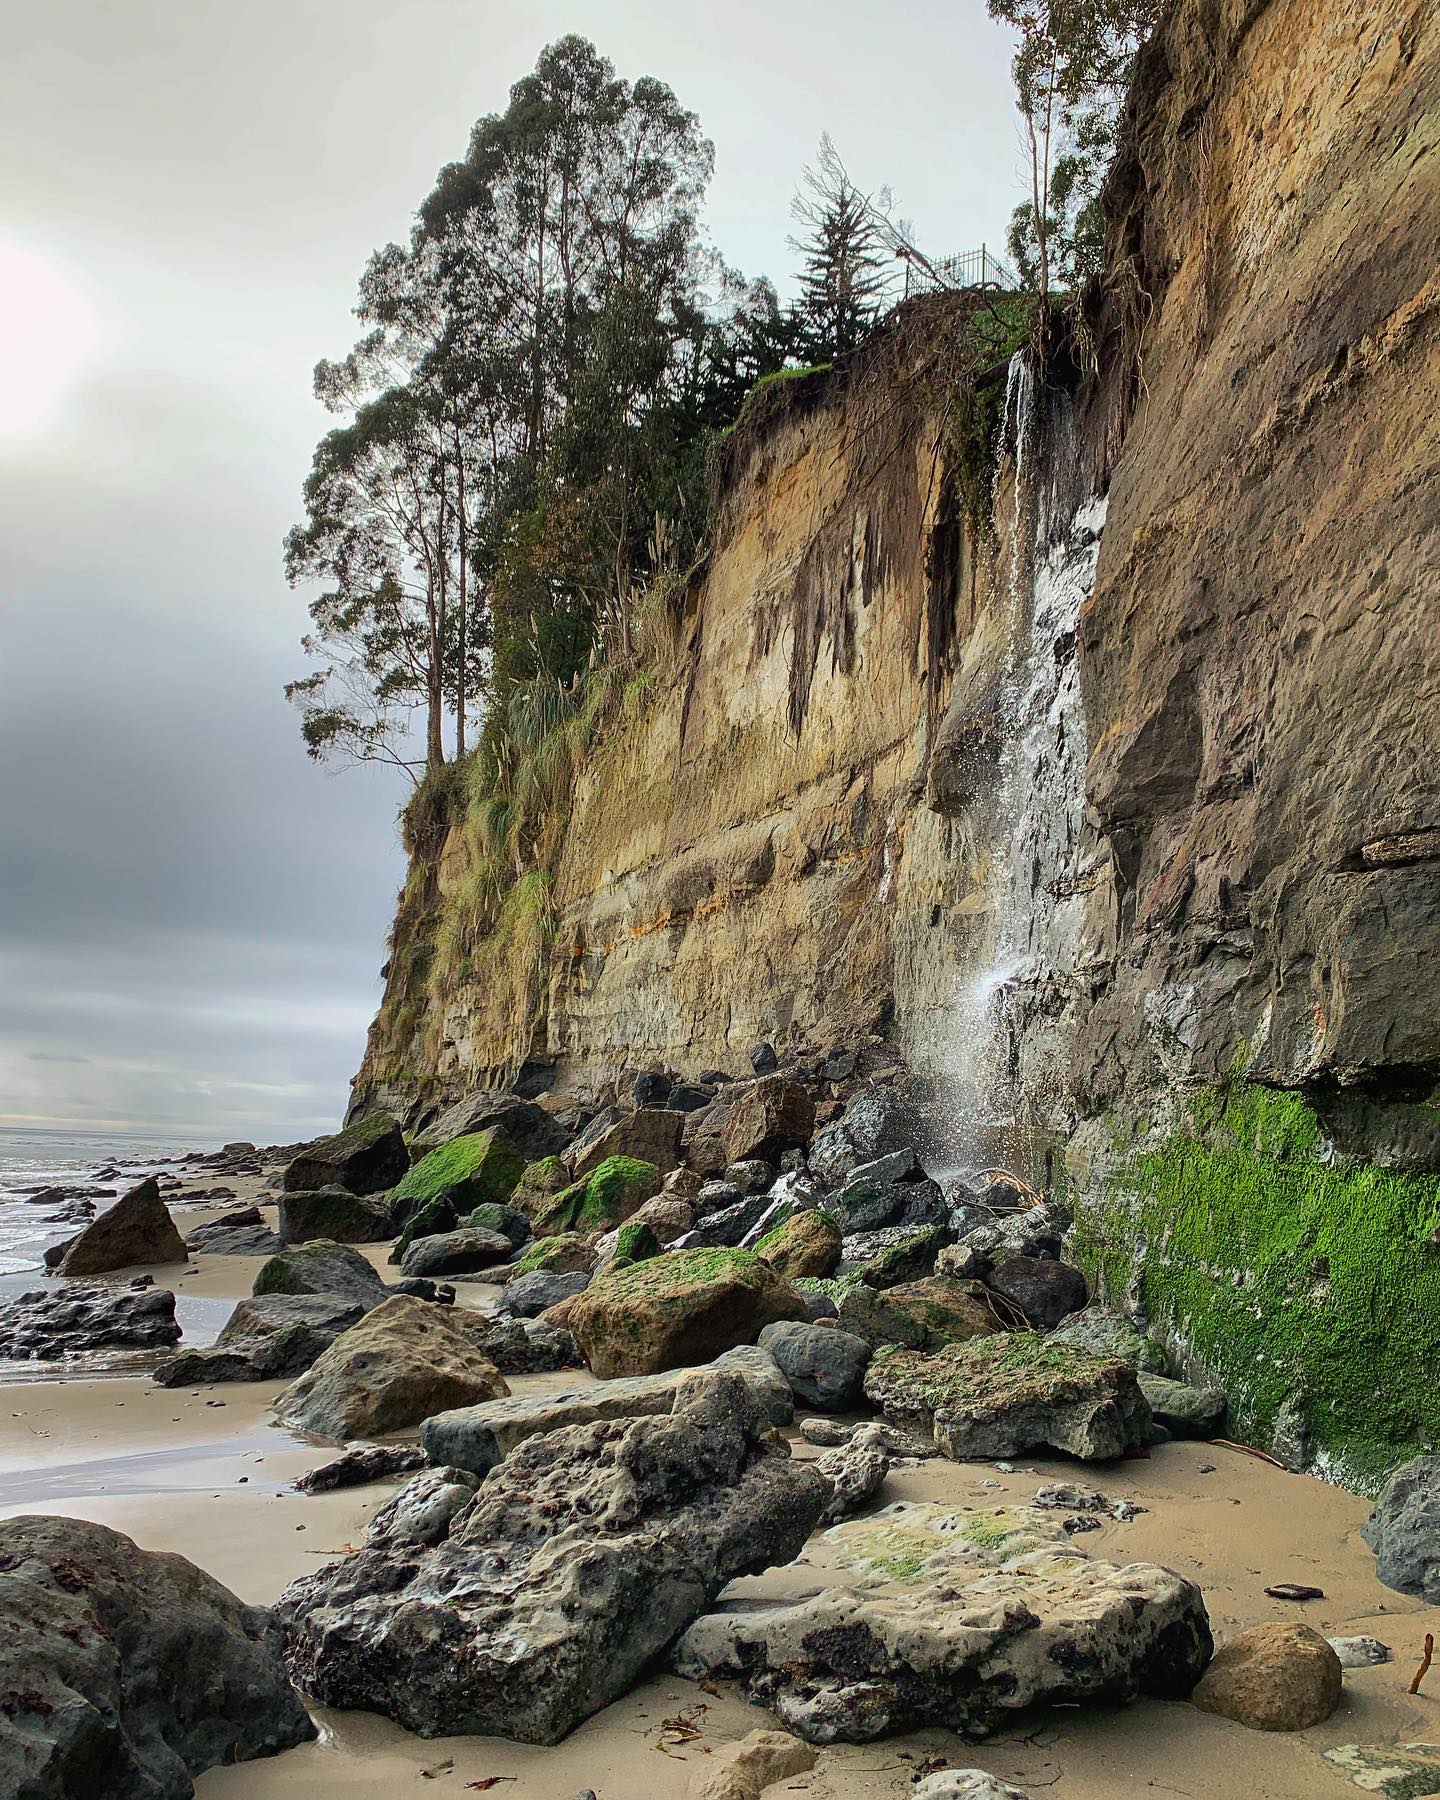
[0,1123,218,1280]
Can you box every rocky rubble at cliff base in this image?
[7,1054,1432,1795]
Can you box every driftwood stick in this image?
[1410,1633,1433,1696]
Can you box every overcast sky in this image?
[0,0,1023,1142]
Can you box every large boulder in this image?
[274,1295,509,1441]
[671,1500,1210,1742]
[511,1231,595,1275]
[807,1089,923,1186]
[841,1222,952,1288]
[398,1227,513,1279]
[1191,1623,1342,1731]
[413,1091,567,1161]
[720,1078,815,1165]
[495,1268,590,1317]
[252,1238,389,1309]
[461,1201,532,1247]
[154,1293,364,1386]
[276,1373,829,1743]
[1046,1304,1169,1373]
[424,1357,796,1476]
[1138,1372,1227,1438]
[0,1513,313,1795]
[511,1154,572,1216]
[0,1282,180,1361]
[566,1247,809,1377]
[624,1194,696,1245]
[755,1209,842,1281]
[838,1276,1003,1351]
[864,1335,1152,1461]
[283,1112,407,1196]
[1362,1454,1440,1600]
[54,1178,185,1276]
[278,1186,392,1246]
[758,1321,872,1410]
[564,1108,683,1180]
[532,1155,661,1236]
[984,1254,1087,1328]
[388,1128,525,1227]
[827,1152,946,1236]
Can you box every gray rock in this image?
[186,1213,284,1255]
[413,1092,567,1161]
[54,1178,186,1276]
[153,1293,364,1387]
[1138,1372,1226,1438]
[398,1227,513,1279]
[841,1222,952,1288]
[815,1423,889,1523]
[712,1343,794,1426]
[808,1090,924,1185]
[1047,1304,1169,1374]
[724,1159,777,1194]
[671,1517,1211,1742]
[797,1416,851,1447]
[1362,1455,1440,1601]
[0,1513,313,1795]
[758,1320,873,1410]
[914,1775,1033,1799]
[0,1281,181,1362]
[295,1444,427,1493]
[865,1338,1153,1462]
[829,1152,946,1236]
[1327,1635,1391,1668]
[283,1112,408,1196]
[278,1186,393,1246]
[469,1315,577,1374]
[461,1201,533,1248]
[679,1190,783,1249]
[365,1465,484,1548]
[795,1284,839,1321]
[252,1238,390,1309]
[423,1356,795,1476]
[277,1373,829,1744]
[494,1267,590,1317]
[985,1255,1087,1328]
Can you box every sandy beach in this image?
[2,1168,1436,1800]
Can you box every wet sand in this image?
[3,1220,1437,1799]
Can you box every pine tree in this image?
[789,136,894,363]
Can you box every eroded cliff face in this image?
[355,0,1439,1481]
[1061,0,1440,1484]
[355,300,1016,1110]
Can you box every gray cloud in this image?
[1,0,1021,1138]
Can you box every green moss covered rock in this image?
[864,1333,1151,1461]
[512,1155,570,1216]
[512,1232,595,1276]
[611,1220,660,1271]
[278,1188,392,1248]
[839,1276,1003,1351]
[388,1194,459,1265]
[532,1156,661,1237]
[389,1129,525,1227]
[756,1208,841,1280]
[566,1245,809,1377]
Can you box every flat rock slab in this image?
[277,1373,829,1744]
[672,1499,1211,1742]
[424,1352,790,1475]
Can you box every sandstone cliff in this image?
[355,0,1440,1482]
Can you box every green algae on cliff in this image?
[1071,1080,1440,1491]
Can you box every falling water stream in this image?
[937,354,1107,1182]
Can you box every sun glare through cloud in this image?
[0,243,97,434]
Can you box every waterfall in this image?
[935,354,1107,1180]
